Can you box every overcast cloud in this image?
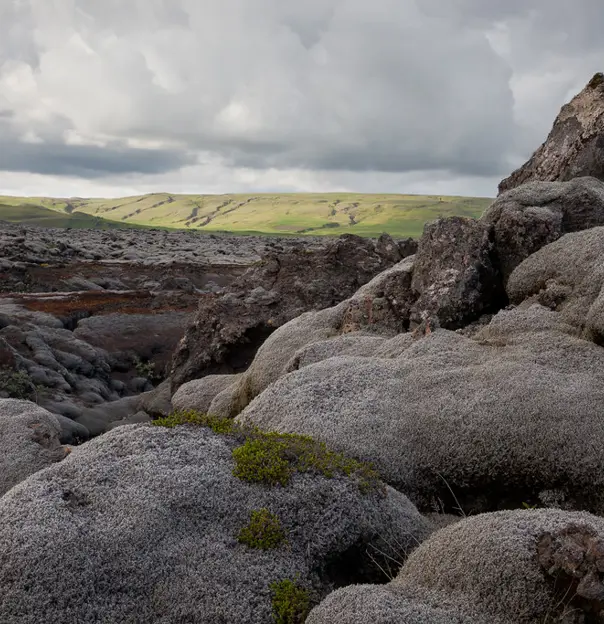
[0,0,602,197]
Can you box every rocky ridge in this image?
[499,72,604,193]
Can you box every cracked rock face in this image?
[410,216,504,329]
[170,234,411,390]
[499,73,604,194]
[538,525,604,607]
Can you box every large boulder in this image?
[410,217,503,328]
[172,373,243,413]
[507,226,604,343]
[0,423,430,623]
[170,234,409,390]
[482,176,604,281]
[499,72,604,194]
[309,508,604,623]
[238,306,604,514]
[0,399,68,496]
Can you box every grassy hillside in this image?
[0,203,153,230]
[0,193,494,238]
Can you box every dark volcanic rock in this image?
[410,217,503,329]
[74,311,194,376]
[499,73,604,194]
[170,234,404,389]
[0,221,330,425]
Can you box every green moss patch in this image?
[151,410,379,492]
[232,438,292,486]
[152,410,235,434]
[232,430,380,491]
[270,579,311,624]
[0,369,35,400]
[238,508,287,550]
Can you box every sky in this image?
[0,0,602,199]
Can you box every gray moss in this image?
[0,424,430,623]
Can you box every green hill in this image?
[0,203,151,230]
[0,193,494,238]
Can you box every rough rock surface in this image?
[507,226,604,344]
[410,216,503,328]
[170,234,412,389]
[0,399,67,496]
[482,176,604,280]
[309,509,604,623]
[214,256,417,416]
[238,306,604,513]
[499,72,604,193]
[0,221,322,292]
[0,423,430,623]
[74,311,193,375]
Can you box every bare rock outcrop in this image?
[410,217,504,328]
[170,234,412,390]
[499,72,604,194]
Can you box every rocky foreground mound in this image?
[0,420,429,622]
[237,305,604,513]
[308,508,604,623]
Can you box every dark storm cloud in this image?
[1,0,603,189]
[0,140,196,178]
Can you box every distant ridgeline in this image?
[0,193,493,238]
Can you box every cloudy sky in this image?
[0,0,601,198]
